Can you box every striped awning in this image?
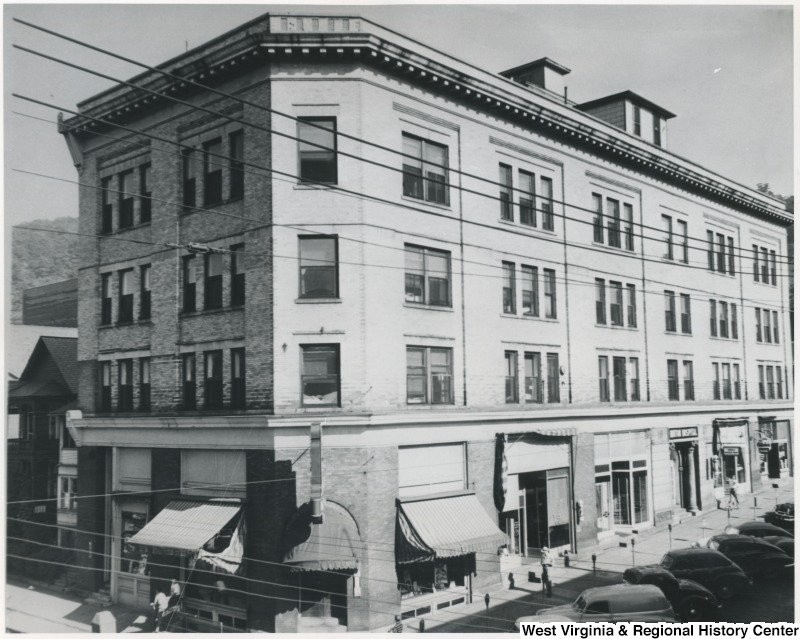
[283,501,360,571]
[396,492,507,563]
[129,499,241,552]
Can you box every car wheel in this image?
[680,598,711,622]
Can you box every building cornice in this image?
[61,13,791,227]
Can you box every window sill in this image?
[405,302,454,312]
[294,182,338,191]
[405,403,457,408]
[595,323,638,331]
[753,341,781,346]
[181,306,243,319]
[591,241,636,255]
[296,297,342,304]
[401,195,452,212]
[710,335,738,342]
[664,331,692,336]
[708,270,736,278]
[500,313,558,323]
[497,218,557,236]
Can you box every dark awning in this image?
[129,499,241,552]
[8,379,69,399]
[283,501,360,571]
[396,492,507,563]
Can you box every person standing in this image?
[727,479,740,509]
[151,587,170,632]
[168,579,181,608]
[389,614,403,632]
[540,546,553,597]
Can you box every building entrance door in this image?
[522,468,571,554]
[523,475,548,553]
[672,442,699,512]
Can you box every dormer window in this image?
[633,105,641,136]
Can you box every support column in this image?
[686,444,698,513]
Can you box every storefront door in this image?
[113,500,151,611]
[523,476,548,553]
[595,478,612,534]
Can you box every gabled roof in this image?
[577,90,676,119]
[17,336,78,396]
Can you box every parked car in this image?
[723,520,794,539]
[763,502,794,533]
[622,565,722,621]
[761,535,794,559]
[703,534,794,579]
[656,548,751,599]
[515,584,677,626]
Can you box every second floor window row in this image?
[497,163,555,231]
[502,262,557,319]
[709,299,738,340]
[595,279,637,328]
[667,359,695,401]
[757,364,785,400]
[183,130,245,210]
[664,290,691,334]
[706,230,736,276]
[100,161,151,234]
[755,308,780,344]
[712,361,742,401]
[661,214,688,263]
[752,245,778,286]
[101,264,152,325]
[98,357,152,413]
[182,348,247,411]
[598,355,640,403]
[505,350,561,405]
[183,244,246,313]
[592,193,635,252]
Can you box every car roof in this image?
[584,584,665,601]
[668,547,724,557]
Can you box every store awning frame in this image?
[282,500,361,572]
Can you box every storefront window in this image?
[121,511,149,574]
[633,470,648,524]
[397,556,471,599]
[612,466,631,526]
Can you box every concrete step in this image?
[297,616,347,633]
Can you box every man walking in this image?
[540,546,553,598]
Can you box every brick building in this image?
[63,14,792,632]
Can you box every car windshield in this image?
[660,554,674,569]
[572,595,586,613]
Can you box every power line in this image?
[13,16,793,263]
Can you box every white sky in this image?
[2,3,794,228]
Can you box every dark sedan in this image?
[622,565,722,621]
[763,502,794,533]
[657,548,751,599]
[705,534,793,580]
[723,521,794,539]
[762,535,794,559]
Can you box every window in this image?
[297,236,338,299]
[101,176,113,233]
[182,353,196,410]
[633,105,641,136]
[139,264,151,320]
[183,256,196,312]
[231,244,245,306]
[765,366,774,399]
[676,219,688,263]
[731,303,738,340]
[772,310,779,343]
[118,171,134,229]
[139,163,151,224]
[629,358,640,401]
[775,367,783,400]
[758,365,765,399]
[609,281,623,326]
[402,133,448,205]
[664,291,676,332]
[770,250,777,285]
[231,348,246,409]
[502,262,516,314]
[708,230,734,274]
[543,269,557,319]
[716,233,726,273]
[733,364,741,400]
[302,344,341,407]
[662,215,673,260]
[406,346,452,405]
[727,237,735,275]
[760,247,769,283]
[623,203,634,251]
[229,130,244,200]
[182,149,196,209]
[714,363,721,400]
[139,358,150,412]
[204,252,223,310]
[607,198,621,248]
[719,301,728,338]
[519,170,535,226]
[626,284,637,328]
[60,477,77,510]
[499,164,513,221]
[61,421,76,449]
[708,231,716,271]
[592,193,604,243]
[755,308,762,342]
[298,117,337,184]
[653,119,662,146]
[404,245,450,307]
[710,300,718,337]
[679,294,691,334]
[546,353,560,403]
[101,273,112,324]
[540,177,554,231]
[504,351,518,403]
[753,244,759,281]
[667,360,679,400]
[612,356,627,401]
[683,361,694,401]
[521,265,538,317]
[203,138,223,206]
[118,359,133,411]
[118,269,134,323]
[721,363,731,400]
[524,352,542,403]
[595,278,606,325]
[100,361,112,411]
[763,309,772,343]
[204,350,223,409]
[598,356,609,402]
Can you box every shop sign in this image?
[669,427,698,440]
[722,446,739,455]
[758,438,773,454]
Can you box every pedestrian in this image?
[728,479,740,509]
[389,614,403,633]
[150,586,169,632]
[540,546,553,598]
[168,578,181,608]
[508,572,515,590]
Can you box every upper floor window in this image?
[596,279,637,329]
[101,273,112,325]
[676,219,688,263]
[298,117,337,184]
[139,264,151,321]
[99,361,112,411]
[543,269,557,319]
[633,105,642,136]
[683,361,695,401]
[609,281,623,327]
[402,133,448,205]
[301,344,341,407]
[139,358,151,412]
[183,256,196,313]
[229,130,244,201]
[502,262,516,314]
[300,236,338,299]
[707,230,735,275]
[231,348,246,409]
[60,477,77,511]
[182,149,196,209]
[504,351,518,403]
[118,171,134,229]
[719,301,729,338]
[626,284,637,328]
[664,290,676,333]
[653,119,662,146]
[599,355,637,403]
[519,170,535,227]
[204,253,223,310]
[182,353,196,410]
[546,353,560,403]
[770,250,777,285]
[101,176,113,234]
[661,215,673,260]
[203,138,223,206]
[679,293,692,334]
[407,346,453,405]
[540,177,554,232]
[499,164,513,221]
[139,164,151,224]
[524,352,543,404]
[118,359,133,411]
[714,361,741,400]
[593,193,634,251]
[405,244,450,307]
[204,350,223,410]
[595,278,606,325]
[667,359,679,401]
[61,421,76,449]
[753,244,778,285]
[521,265,539,317]
[231,244,246,306]
[118,269,134,323]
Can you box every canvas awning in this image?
[129,499,241,552]
[283,501,360,571]
[396,492,507,563]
